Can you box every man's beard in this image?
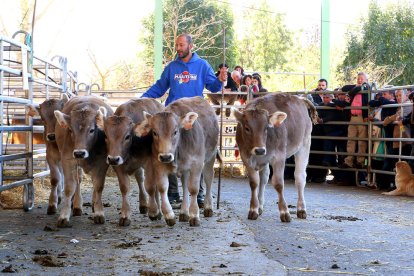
[177,46,190,59]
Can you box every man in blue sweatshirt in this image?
[141,33,227,207]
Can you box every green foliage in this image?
[236,1,292,73]
[140,0,236,73]
[339,0,414,86]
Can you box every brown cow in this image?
[27,95,69,214]
[101,98,164,226]
[135,96,219,227]
[233,93,317,222]
[54,96,113,227]
[10,118,44,145]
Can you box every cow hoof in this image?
[149,213,162,221]
[139,206,148,214]
[258,208,263,215]
[297,210,307,219]
[94,215,105,224]
[189,217,200,227]
[280,213,291,223]
[57,218,72,228]
[248,211,259,220]
[204,208,213,217]
[119,217,131,226]
[179,214,189,222]
[165,218,176,227]
[47,205,57,215]
[73,208,82,216]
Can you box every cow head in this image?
[233,108,287,156]
[26,95,69,142]
[55,105,108,159]
[103,115,135,166]
[134,111,198,163]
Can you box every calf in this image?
[26,95,69,214]
[135,96,219,227]
[233,93,317,222]
[102,98,164,226]
[54,96,113,227]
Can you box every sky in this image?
[0,0,384,84]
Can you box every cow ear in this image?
[134,112,152,137]
[232,108,243,123]
[61,93,70,103]
[269,111,287,127]
[180,112,198,130]
[98,106,108,118]
[54,110,70,128]
[96,109,105,130]
[26,104,40,117]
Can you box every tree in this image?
[140,0,236,84]
[236,1,292,73]
[339,1,414,86]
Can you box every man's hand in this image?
[218,67,228,82]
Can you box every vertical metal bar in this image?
[321,0,330,82]
[154,0,163,80]
[0,38,4,187]
[217,27,226,210]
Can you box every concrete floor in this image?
[1,175,413,275]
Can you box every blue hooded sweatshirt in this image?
[141,52,222,105]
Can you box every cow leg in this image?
[46,153,62,215]
[202,155,215,217]
[258,164,270,215]
[90,164,108,224]
[246,166,260,220]
[57,161,78,228]
[187,170,201,227]
[57,164,63,204]
[294,144,309,219]
[134,168,148,214]
[155,172,175,226]
[271,160,290,222]
[113,166,131,226]
[179,171,190,222]
[144,166,161,221]
[72,166,83,216]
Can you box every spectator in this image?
[368,88,398,190]
[318,93,348,168]
[399,92,414,170]
[141,33,227,206]
[231,70,241,89]
[339,72,369,169]
[234,65,245,77]
[215,63,238,92]
[209,64,239,117]
[252,74,268,93]
[312,79,328,104]
[306,79,330,183]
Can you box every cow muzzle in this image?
[252,147,266,156]
[158,153,174,163]
[46,133,56,142]
[73,149,89,159]
[107,155,123,166]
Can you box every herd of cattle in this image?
[24,93,317,228]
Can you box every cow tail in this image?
[302,98,319,125]
[216,148,224,169]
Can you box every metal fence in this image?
[0,31,77,210]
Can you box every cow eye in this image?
[173,129,178,136]
[244,126,250,133]
[125,134,130,140]
[153,131,158,137]
[89,128,95,134]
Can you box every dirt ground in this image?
[1,174,414,275]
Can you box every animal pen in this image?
[2,32,414,212]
